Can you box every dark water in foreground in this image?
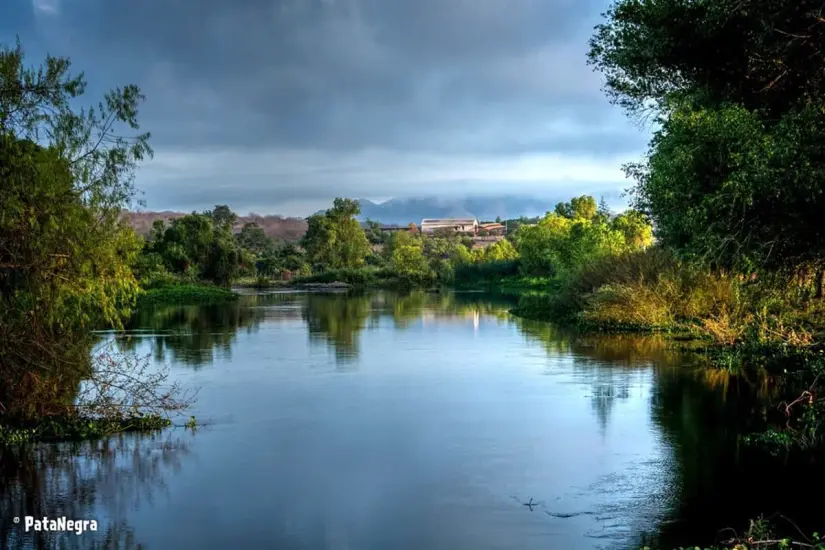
[2,290,824,550]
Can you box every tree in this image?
[484,239,519,262]
[390,238,433,283]
[203,232,240,287]
[611,210,654,250]
[145,211,242,285]
[364,219,384,245]
[0,41,155,419]
[514,204,649,278]
[209,205,237,230]
[302,198,370,270]
[554,195,598,221]
[589,0,825,272]
[237,222,272,255]
[588,0,825,121]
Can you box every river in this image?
[2,290,823,549]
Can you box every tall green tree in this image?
[208,204,237,230]
[302,198,370,270]
[589,0,825,273]
[0,41,151,418]
[237,222,273,256]
[555,195,598,221]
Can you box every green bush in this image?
[453,260,520,288]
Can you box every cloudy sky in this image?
[2,0,649,216]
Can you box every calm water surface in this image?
[2,290,823,550]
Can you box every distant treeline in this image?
[122,210,308,241]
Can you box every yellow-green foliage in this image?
[551,247,825,342]
[483,239,518,262]
[514,195,651,278]
[557,247,737,329]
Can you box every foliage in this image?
[483,239,519,262]
[513,195,651,278]
[588,0,825,120]
[589,0,825,272]
[290,267,386,287]
[363,219,386,245]
[391,243,435,285]
[454,260,521,288]
[236,222,273,256]
[140,206,242,287]
[303,198,370,270]
[208,204,237,230]
[0,41,180,423]
[627,103,825,271]
[256,242,309,278]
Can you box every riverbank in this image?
[239,267,440,293]
[0,414,172,445]
[136,284,240,307]
[489,252,825,457]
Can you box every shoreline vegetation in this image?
[136,284,240,307]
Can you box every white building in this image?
[420,218,478,234]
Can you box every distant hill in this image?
[126,193,622,240]
[122,211,308,241]
[350,196,559,225]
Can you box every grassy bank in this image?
[136,284,240,307]
[503,248,825,337]
[499,247,825,456]
[0,414,172,445]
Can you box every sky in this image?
[1,0,650,217]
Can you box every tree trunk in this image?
[816,268,824,300]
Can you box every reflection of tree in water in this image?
[118,291,516,369]
[385,291,517,328]
[302,291,518,363]
[303,293,372,364]
[640,364,825,549]
[516,320,691,434]
[0,432,193,549]
[514,318,825,548]
[118,295,265,367]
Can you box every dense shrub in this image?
[453,260,520,287]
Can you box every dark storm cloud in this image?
[4,0,648,213]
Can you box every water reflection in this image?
[100,290,824,548]
[119,296,266,367]
[0,432,194,549]
[122,291,518,368]
[514,317,825,547]
[303,293,372,364]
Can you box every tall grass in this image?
[529,247,825,344]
